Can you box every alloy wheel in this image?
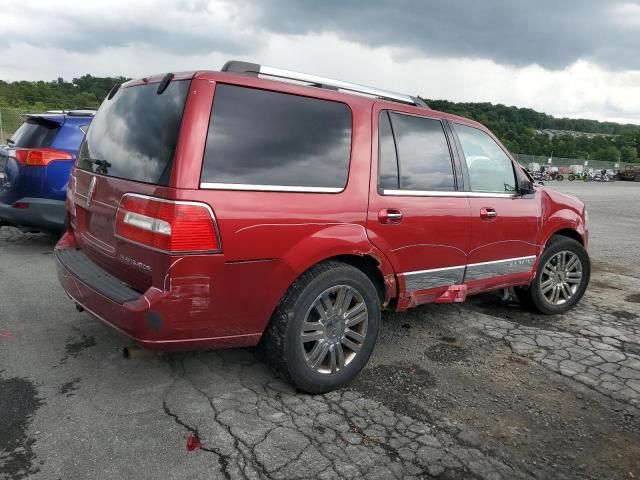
[300,285,368,374]
[539,251,583,305]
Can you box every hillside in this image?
[425,99,640,162]
[0,75,128,110]
[0,76,638,162]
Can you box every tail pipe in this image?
[123,345,159,359]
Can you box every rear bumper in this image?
[54,232,262,351]
[0,197,65,231]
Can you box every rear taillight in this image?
[115,194,221,254]
[14,148,73,166]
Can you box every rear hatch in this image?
[71,78,192,292]
[0,115,63,205]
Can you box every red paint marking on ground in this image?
[186,432,202,452]
[0,330,14,340]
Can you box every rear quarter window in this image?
[201,84,352,191]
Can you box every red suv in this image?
[55,61,590,393]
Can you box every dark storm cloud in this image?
[1,1,254,56]
[245,0,640,70]
[43,24,252,56]
[3,1,639,71]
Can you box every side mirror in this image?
[519,180,535,195]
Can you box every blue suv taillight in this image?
[14,148,73,166]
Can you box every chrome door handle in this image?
[480,207,497,220]
[379,208,403,224]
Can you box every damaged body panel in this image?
[54,63,590,392]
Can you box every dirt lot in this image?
[1,181,639,480]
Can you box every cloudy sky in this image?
[2,0,640,124]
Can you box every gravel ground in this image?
[1,181,639,479]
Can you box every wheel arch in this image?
[286,251,397,310]
[548,228,584,246]
[277,225,398,308]
[323,254,390,306]
[540,210,588,251]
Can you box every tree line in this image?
[0,75,638,162]
[425,99,639,163]
[0,75,128,111]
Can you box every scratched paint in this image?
[0,330,14,340]
[168,275,211,315]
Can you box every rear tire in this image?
[516,236,590,315]
[556,174,564,181]
[258,261,381,393]
[568,175,575,181]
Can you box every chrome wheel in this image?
[539,250,583,305]
[300,285,368,375]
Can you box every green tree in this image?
[594,146,621,162]
[0,75,129,110]
[621,146,638,163]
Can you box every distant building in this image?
[535,129,614,139]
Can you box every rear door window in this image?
[77,80,190,185]
[201,84,352,191]
[378,111,399,190]
[379,112,456,192]
[10,119,59,148]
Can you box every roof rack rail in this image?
[221,60,428,108]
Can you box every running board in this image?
[433,285,467,303]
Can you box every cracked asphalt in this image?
[1,181,639,479]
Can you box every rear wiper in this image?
[81,157,111,173]
[82,157,109,166]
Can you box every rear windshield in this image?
[10,119,59,148]
[77,80,190,185]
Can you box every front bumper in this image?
[54,232,262,351]
[0,197,65,231]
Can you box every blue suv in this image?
[0,110,94,233]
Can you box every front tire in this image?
[516,236,590,315]
[259,261,381,393]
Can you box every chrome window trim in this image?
[382,189,517,198]
[199,182,343,193]
[466,191,518,198]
